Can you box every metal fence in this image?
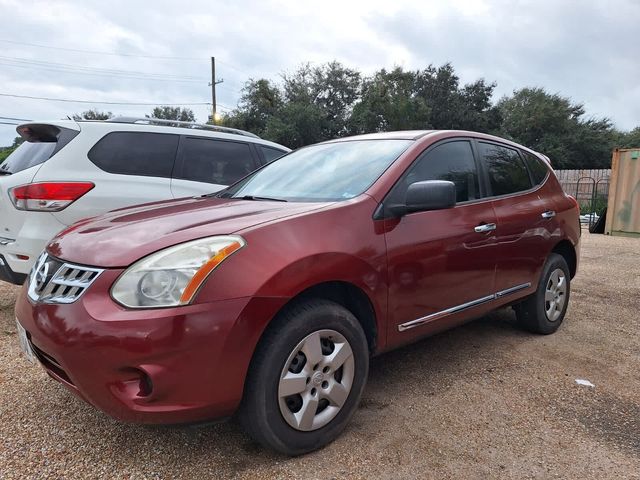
[555,169,610,231]
[555,169,610,211]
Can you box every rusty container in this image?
[605,148,640,237]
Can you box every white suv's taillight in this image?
[9,182,95,212]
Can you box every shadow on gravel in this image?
[23,307,533,476]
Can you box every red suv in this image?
[15,130,580,455]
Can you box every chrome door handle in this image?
[474,223,496,233]
[541,210,556,219]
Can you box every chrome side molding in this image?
[398,282,532,332]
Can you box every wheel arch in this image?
[285,281,379,354]
[551,239,577,278]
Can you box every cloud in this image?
[0,0,638,145]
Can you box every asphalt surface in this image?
[0,232,638,479]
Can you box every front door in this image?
[382,139,499,347]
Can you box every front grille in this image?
[27,252,103,304]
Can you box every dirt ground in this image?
[0,232,638,479]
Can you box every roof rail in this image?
[106,116,260,139]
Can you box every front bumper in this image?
[15,269,288,424]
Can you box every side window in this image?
[259,145,287,164]
[178,137,255,186]
[88,132,178,178]
[395,140,480,203]
[478,142,532,196]
[523,151,549,186]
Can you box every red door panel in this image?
[491,184,561,293]
[384,201,498,347]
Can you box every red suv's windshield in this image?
[223,139,413,202]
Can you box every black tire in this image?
[515,253,571,334]
[238,299,369,456]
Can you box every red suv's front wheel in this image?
[239,299,369,455]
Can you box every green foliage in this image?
[349,67,429,132]
[223,61,633,169]
[497,88,617,169]
[617,127,640,148]
[148,106,195,122]
[0,136,24,164]
[72,109,113,121]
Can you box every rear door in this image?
[171,136,260,197]
[476,141,558,294]
[47,131,178,226]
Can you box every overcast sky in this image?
[0,0,638,145]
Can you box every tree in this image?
[349,67,430,133]
[224,79,283,134]
[72,109,113,121]
[414,63,501,132]
[618,127,640,148]
[148,106,195,122]
[0,136,25,164]
[498,88,616,168]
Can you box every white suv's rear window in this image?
[0,142,56,175]
[0,124,78,175]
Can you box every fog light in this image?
[115,367,154,398]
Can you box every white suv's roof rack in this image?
[106,116,260,139]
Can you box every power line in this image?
[0,93,211,106]
[0,61,207,83]
[0,39,202,61]
[0,55,206,80]
[0,116,31,121]
[0,121,20,125]
[0,39,255,76]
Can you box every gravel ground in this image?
[0,232,639,479]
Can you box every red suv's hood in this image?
[47,197,331,267]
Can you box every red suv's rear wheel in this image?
[515,253,571,334]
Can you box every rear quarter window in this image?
[259,145,287,164]
[523,151,550,185]
[88,132,179,178]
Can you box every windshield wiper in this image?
[240,195,288,202]
[0,170,12,176]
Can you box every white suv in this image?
[0,117,289,284]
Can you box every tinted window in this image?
[523,151,549,185]
[89,132,178,178]
[223,139,412,202]
[0,125,78,175]
[0,142,55,175]
[393,141,480,203]
[260,145,287,163]
[178,138,255,185]
[479,142,532,196]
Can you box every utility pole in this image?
[209,57,224,124]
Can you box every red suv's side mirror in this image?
[405,180,456,214]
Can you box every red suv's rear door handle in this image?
[474,223,496,233]
[541,210,556,219]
